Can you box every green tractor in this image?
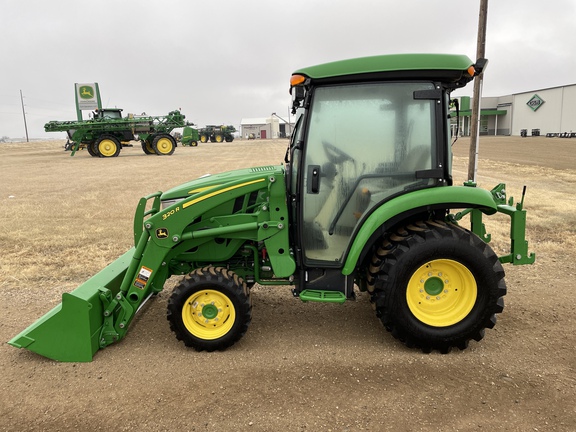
[198,125,237,143]
[9,53,534,361]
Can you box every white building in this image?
[453,83,576,137]
[240,116,293,139]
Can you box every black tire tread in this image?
[370,220,506,353]
[167,266,251,352]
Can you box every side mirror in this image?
[291,86,305,113]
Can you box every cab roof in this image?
[292,53,476,86]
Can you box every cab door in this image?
[299,82,439,267]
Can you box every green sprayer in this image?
[45,108,192,157]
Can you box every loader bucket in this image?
[8,248,134,362]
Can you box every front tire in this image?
[167,267,252,351]
[152,134,176,155]
[96,135,121,157]
[370,220,506,353]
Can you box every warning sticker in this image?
[134,266,153,290]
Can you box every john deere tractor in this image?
[198,125,236,143]
[10,54,534,361]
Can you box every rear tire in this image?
[370,220,506,353]
[215,134,224,143]
[167,267,252,351]
[200,134,208,143]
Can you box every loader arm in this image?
[9,166,295,361]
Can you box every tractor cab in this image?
[93,108,123,120]
[286,54,485,297]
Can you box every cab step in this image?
[298,290,347,304]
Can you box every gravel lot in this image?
[1,136,575,431]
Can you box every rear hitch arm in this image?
[452,183,535,265]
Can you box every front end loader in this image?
[10,166,294,361]
[10,53,534,361]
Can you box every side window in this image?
[301,82,436,264]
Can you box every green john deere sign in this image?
[74,82,102,120]
[526,94,544,111]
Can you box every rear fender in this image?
[342,186,498,275]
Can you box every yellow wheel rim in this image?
[215,135,223,143]
[406,259,477,327]
[182,290,236,340]
[155,137,173,154]
[98,139,117,157]
[200,135,208,143]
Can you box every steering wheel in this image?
[322,140,354,164]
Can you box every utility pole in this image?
[20,90,29,142]
[468,0,488,182]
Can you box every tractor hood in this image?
[161,165,284,203]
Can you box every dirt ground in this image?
[1,136,575,431]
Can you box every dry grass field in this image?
[1,136,575,431]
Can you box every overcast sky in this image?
[1,0,574,139]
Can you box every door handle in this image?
[307,165,320,194]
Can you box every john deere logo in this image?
[156,228,169,239]
[79,86,94,99]
[527,94,544,111]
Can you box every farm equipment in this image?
[198,125,236,143]
[44,108,192,157]
[179,126,200,147]
[9,53,535,362]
